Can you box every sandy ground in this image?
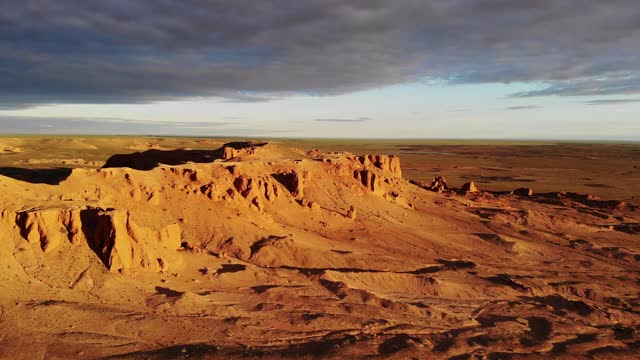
[0,137,638,359]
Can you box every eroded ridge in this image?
[0,141,638,359]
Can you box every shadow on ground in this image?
[0,167,73,184]
[0,142,264,184]
[103,148,224,170]
[102,141,267,171]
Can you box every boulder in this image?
[461,181,479,193]
[428,176,449,192]
[346,206,357,220]
[512,188,534,197]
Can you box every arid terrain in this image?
[0,136,639,359]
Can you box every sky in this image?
[1,0,639,139]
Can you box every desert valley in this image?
[0,137,638,359]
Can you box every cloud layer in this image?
[0,116,234,135]
[505,105,541,111]
[314,117,370,123]
[1,0,639,107]
[584,99,640,105]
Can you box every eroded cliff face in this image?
[80,209,182,272]
[14,208,85,253]
[222,141,269,160]
[0,143,410,276]
[355,154,402,178]
[2,207,182,273]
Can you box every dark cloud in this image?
[511,74,640,97]
[505,105,542,110]
[314,117,370,123]
[1,0,639,107]
[584,99,640,105]
[218,93,282,103]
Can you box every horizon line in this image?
[0,133,638,143]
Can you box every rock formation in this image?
[354,169,383,194]
[415,176,449,192]
[81,209,182,272]
[356,155,402,177]
[15,208,85,252]
[512,187,534,197]
[5,207,182,273]
[273,170,304,198]
[461,181,479,193]
[346,205,357,220]
[222,141,268,160]
[1,146,22,154]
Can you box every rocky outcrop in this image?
[234,176,280,200]
[272,171,304,198]
[410,176,454,193]
[1,146,22,154]
[15,208,86,253]
[354,170,383,194]
[346,205,357,220]
[461,181,479,193]
[512,188,534,197]
[356,155,402,177]
[429,176,449,192]
[222,141,268,160]
[223,146,244,160]
[9,207,182,273]
[232,175,281,210]
[80,209,182,272]
[411,176,449,193]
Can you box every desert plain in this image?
[0,136,639,359]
